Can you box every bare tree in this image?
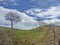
[5,11,21,29]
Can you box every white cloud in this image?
[25,6,60,25]
[25,8,43,17]
[0,0,18,6]
[0,6,39,30]
[0,5,60,30]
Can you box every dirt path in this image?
[47,26,60,45]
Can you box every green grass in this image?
[0,25,59,45]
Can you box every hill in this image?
[0,25,60,45]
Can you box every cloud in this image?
[0,0,18,6]
[0,5,60,30]
[0,6,39,30]
[25,5,60,25]
[31,0,60,8]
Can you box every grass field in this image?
[0,25,60,45]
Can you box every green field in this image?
[0,25,60,45]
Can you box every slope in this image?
[0,25,60,45]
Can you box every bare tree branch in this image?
[5,11,21,29]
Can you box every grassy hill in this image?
[0,25,60,45]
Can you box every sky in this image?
[0,0,60,11]
[0,0,60,30]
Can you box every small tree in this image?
[5,11,21,29]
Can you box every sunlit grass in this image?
[0,25,58,45]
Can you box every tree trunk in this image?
[11,20,13,29]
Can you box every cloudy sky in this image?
[0,0,60,30]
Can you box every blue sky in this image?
[0,0,60,29]
[0,0,60,11]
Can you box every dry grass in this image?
[0,25,60,45]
